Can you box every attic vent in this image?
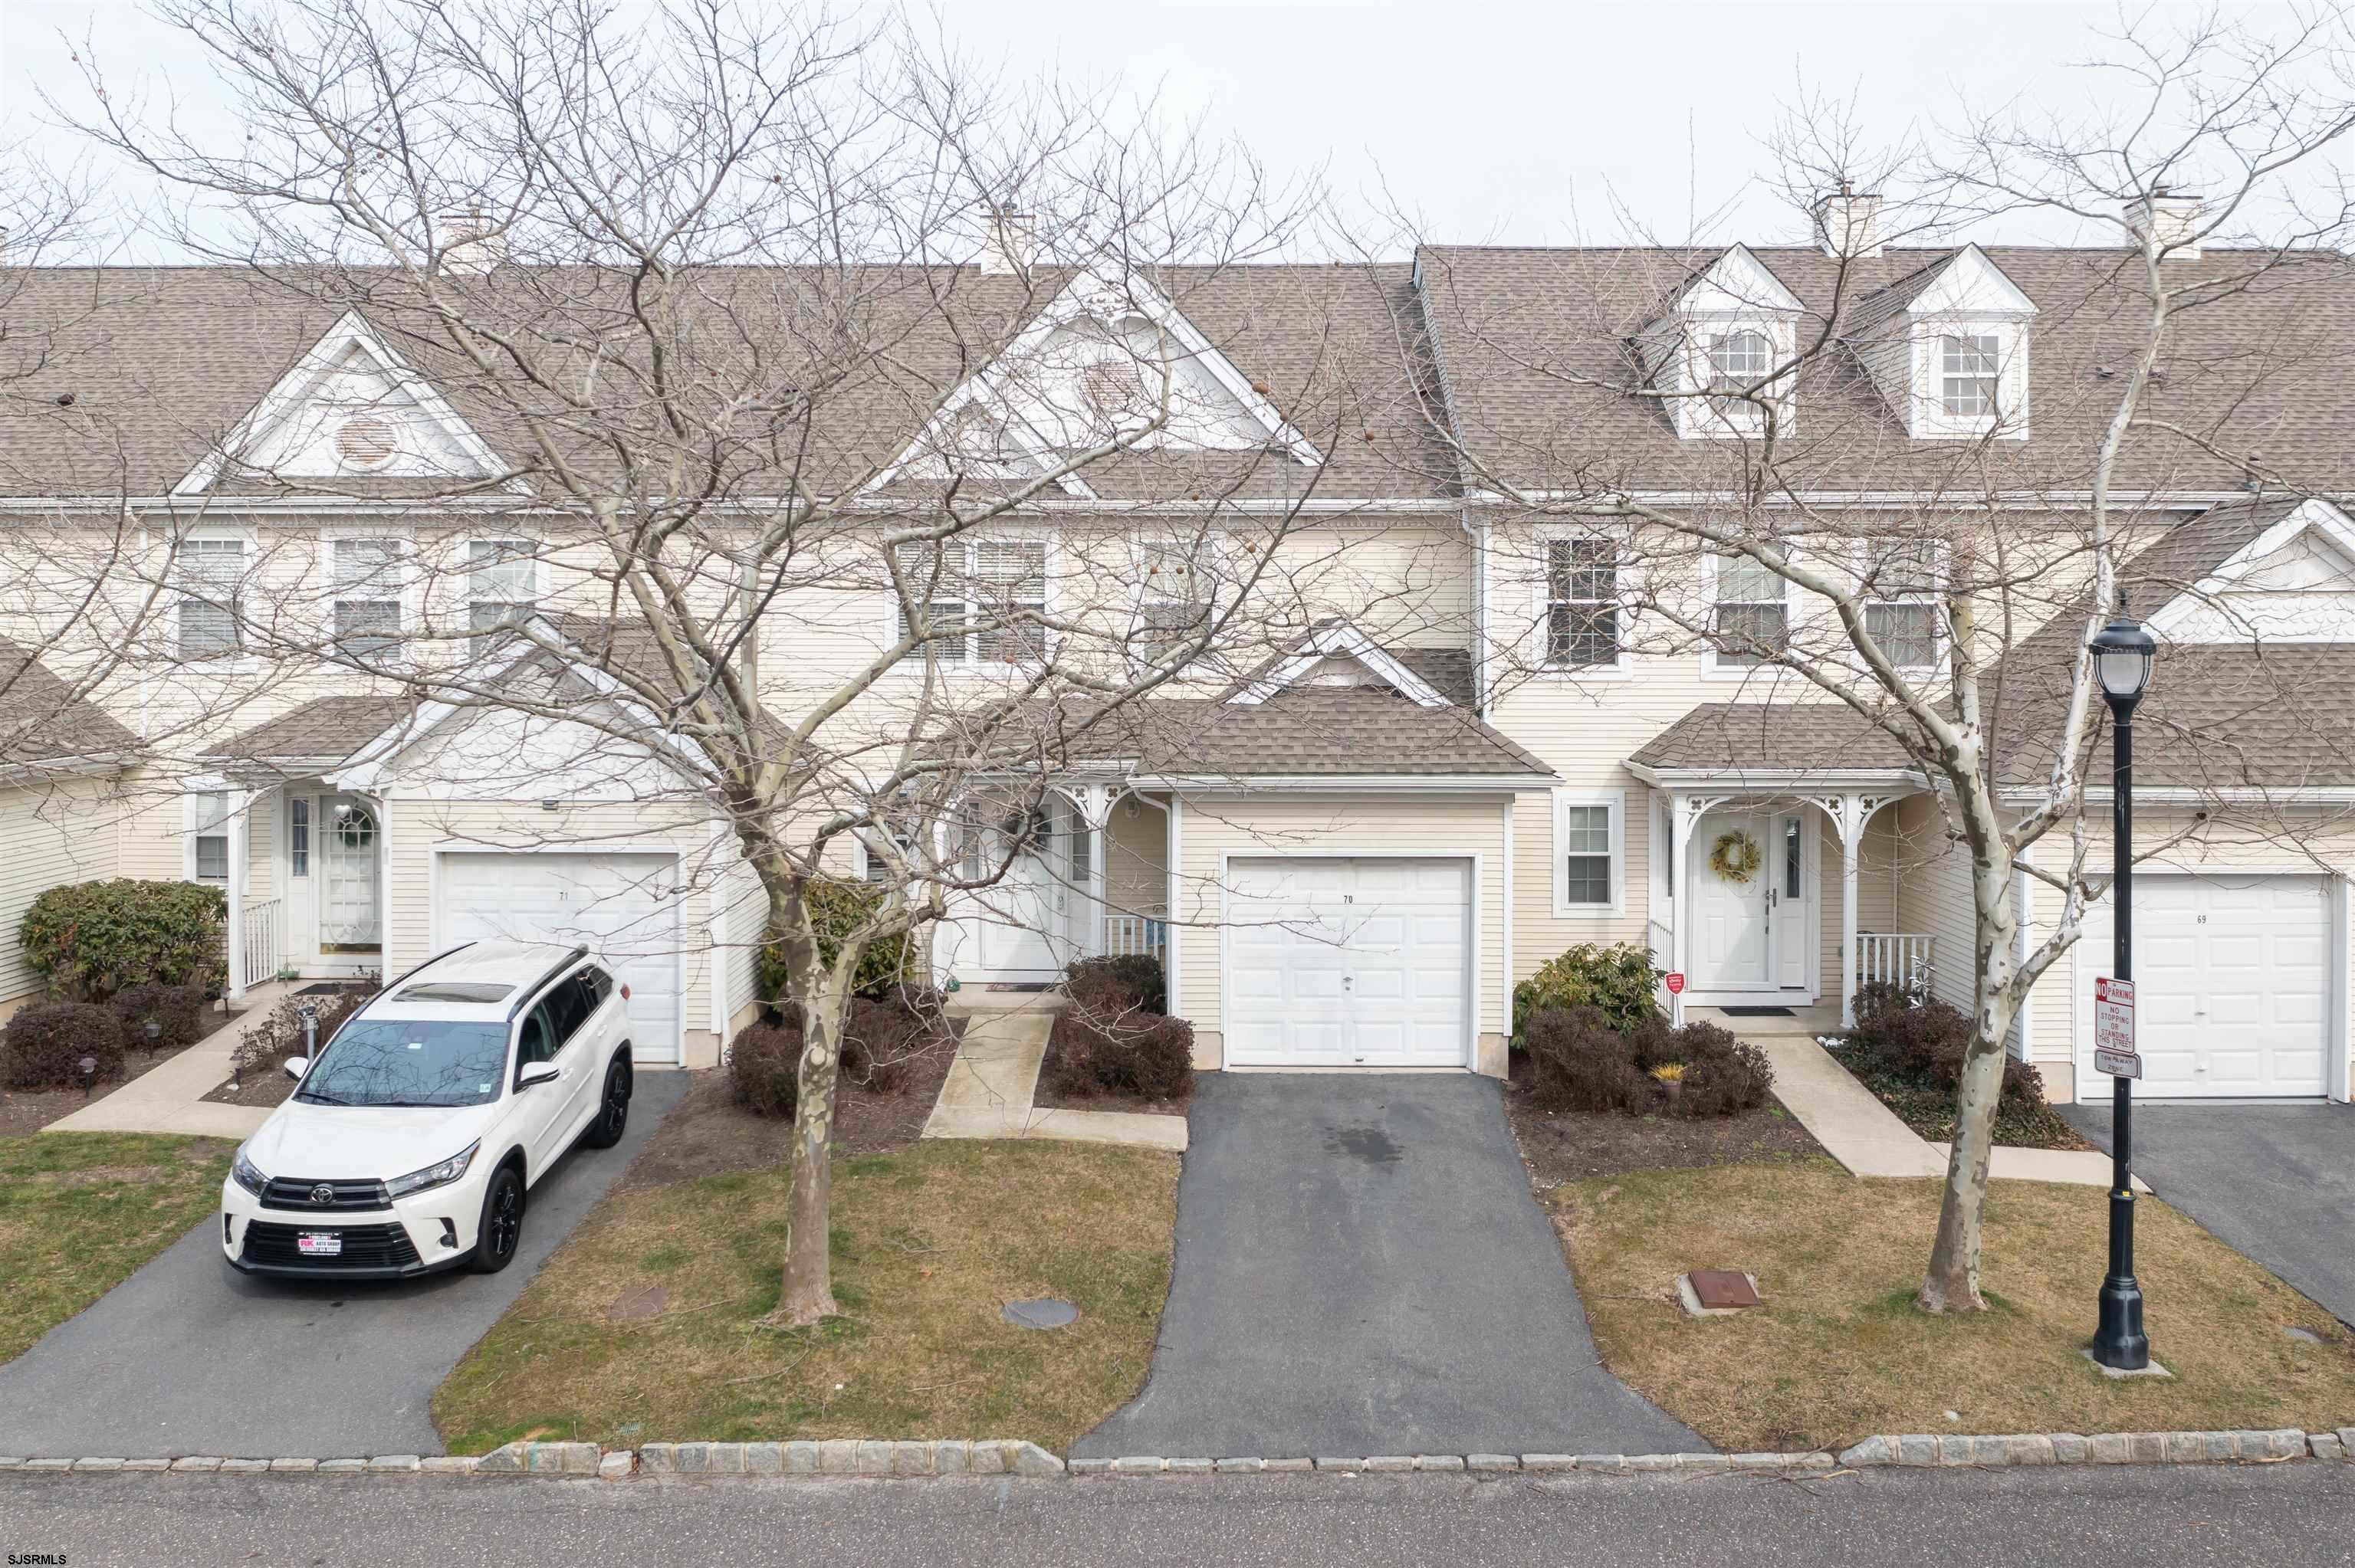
[1081,359,1148,415]
[336,415,399,469]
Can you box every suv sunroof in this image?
[396,981,516,1004]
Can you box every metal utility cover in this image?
[1687,1270,1761,1310]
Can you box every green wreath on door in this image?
[1709,829,1763,884]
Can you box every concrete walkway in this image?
[41,981,302,1140]
[921,994,1187,1152]
[1714,1011,2139,1189]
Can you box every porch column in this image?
[373,789,393,978]
[1667,793,1710,1027]
[224,790,251,1006]
[1840,799,1861,1028]
[1053,782,1116,959]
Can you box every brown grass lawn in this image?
[1554,1161,2355,1453]
[0,1133,235,1365]
[432,1139,1179,1455]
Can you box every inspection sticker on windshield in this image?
[297,1232,343,1258]
[2094,977,2139,1078]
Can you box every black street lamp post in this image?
[2090,607,2156,1371]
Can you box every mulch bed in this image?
[615,1022,961,1192]
[1503,1051,1826,1186]
[0,1003,251,1137]
[1030,1025,1188,1118]
[1821,1038,2089,1151]
[200,1068,297,1109]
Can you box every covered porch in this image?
[934,776,1172,988]
[192,776,389,1005]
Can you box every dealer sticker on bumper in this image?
[297,1232,343,1258]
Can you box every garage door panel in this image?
[2077,874,2328,1100]
[1224,857,1470,1068]
[438,851,684,1065]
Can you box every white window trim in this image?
[1552,789,1626,918]
[1908,318,2029,441]
[885,531,1058,675]
[168,527,256,667]
[182,792,232,884]
[1676,317,1798,441]
[461,533,544,644]
[1851,537,1949,677]
[325,530,417,667]
[1699,548,1800,679]
[1533,525,1631,677]
[1127,530,1227,674]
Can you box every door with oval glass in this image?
[1690,808,1811,996]
[320,795,382,950]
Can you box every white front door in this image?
[1690,810,1775,991]
[436,851,685,1065]
[1224,856,1471,1068]
[973,808,1079,979]
[320,796,381,950]
[2074,874,2330,1100]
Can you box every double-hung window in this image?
[1862,540,1942,670]
[1554,793,1622,914]
[895,540,1049,668]
[175,538,245,660]
[1712,553,1789,668]
[332,538,406,663]
[1132,538,1214,668]
[467,539,536,650]
[1940,334,2001,418]
[1545,537,1619,668]
[190,794,230,884]
[1706,330,1771,420]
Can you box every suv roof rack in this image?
[507,944,593,1021]
[382,942,476,995]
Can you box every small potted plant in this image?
[1649,1061,1687,1107]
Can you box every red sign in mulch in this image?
[1664,973,1687,996]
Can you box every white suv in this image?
[222,940,636,1280]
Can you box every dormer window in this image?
[1940,334,2001,418]
[1636,245,1804,441]
[1707,331,1772,415]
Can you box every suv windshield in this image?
[297,1019,510,1108]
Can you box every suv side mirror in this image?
[283,1056,309,1081]
[517,1061,562,1089]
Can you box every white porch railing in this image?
[1104,914,1167,963]
[241,898,284,991]
[1857,932,1934,996]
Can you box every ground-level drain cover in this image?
[1003,1298,1080,1330]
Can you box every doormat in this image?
[1718,1005,1796,1017]
[986,982,1053,993]
[293,982,368,997]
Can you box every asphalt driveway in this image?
[0,1069,688,1459]
[2061,1101,2355,1325]
[1072,1073,1703,1460]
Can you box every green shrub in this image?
[755,879,915,1010]
[1829,995,2054,1136]
[1511,942,1663,1043]
[109,982,210,1052]
[1065,953,1165,1016]
[2,1002,126,1090]
[1522,1005,1772,1118]
[18,879,228,1002]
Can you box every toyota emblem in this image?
[309,1183,336,1206]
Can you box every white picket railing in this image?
[241,897,284,990]
[1857,931,1934,996]
[1103,914,1166,962]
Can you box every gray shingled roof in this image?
[206,694,418,767]
[0,639,141,768]
[1414,244,2355,494]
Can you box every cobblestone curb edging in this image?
[5,1429,2348,1479]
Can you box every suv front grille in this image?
[241,1221,422,1271]
[259,1176,389,1212]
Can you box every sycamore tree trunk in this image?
[1918,839,2026,1313]
[756,874,860,1329]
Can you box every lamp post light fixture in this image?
[2089,605,2156,1372]
[77,1055,99,1099]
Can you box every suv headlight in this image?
[385,1141,480,1199]
[231,1149,269,1197]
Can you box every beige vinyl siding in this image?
[1171,792,1511,1045]
[0,773,127,1003]
[1104,794,1169,917]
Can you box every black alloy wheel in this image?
[583,1055,632,1150]
[467,1166,525,1274]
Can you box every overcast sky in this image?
[8,0,2330,258]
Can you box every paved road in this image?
[8,1464,2355,1566]
[2061,1101,2355,1324]
[0,1071,688,1459]
[1072,1073,1700,1461]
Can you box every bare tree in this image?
[1391,5,2355,1312]
[57,0,1369,1325]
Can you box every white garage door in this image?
[2077,874,2331,1099]
[1225,857,1470,1068]
[437,851,685,1065]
